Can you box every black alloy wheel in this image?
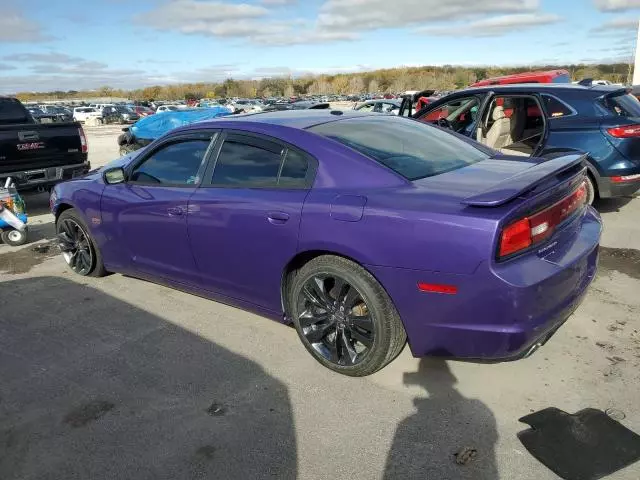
[57,218,94,275]
[297,274,375,367]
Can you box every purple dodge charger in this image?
[51,111,601,376]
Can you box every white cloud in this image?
[139,0,268,31]
[3,52,85,63]
[260,0,297,4]
[416,13,560,37]
[138,1,355,45]
[0,9,51,43]
[592,16,639,31]
[594,0,640,11]
[318,0,541,31]
[137,0,550,46]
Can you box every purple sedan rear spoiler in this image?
[462,154,587,207]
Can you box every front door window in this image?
[418,96,482,136]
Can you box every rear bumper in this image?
[597,175,640,198]
[367,207,601,360]
[0,162,90,191]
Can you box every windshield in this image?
[604,93,640,117]
[309,116,488,180]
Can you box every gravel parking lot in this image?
[1,125,639,479]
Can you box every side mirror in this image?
[104,167,126,185]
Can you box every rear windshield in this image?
[603,93,640,117]
[552,74,571,83]
[309,116,488,180]
[0,98,30,124]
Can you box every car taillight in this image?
[78,127,88,153]
[498,181,587,259]
[611,174,640,182]
[606,125,640,138]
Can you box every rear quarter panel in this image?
[298,187,497,275]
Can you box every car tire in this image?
[1,228,28,246]
[288,255,406,376]
[56,208,108,277]
[585,174,596,205]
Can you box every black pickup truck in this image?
[0,97,90,191]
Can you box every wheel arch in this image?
[280,249,395,324]
[54,202,75,223]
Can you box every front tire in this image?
[56,208,107,277]
[288,255,406,376]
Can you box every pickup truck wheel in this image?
[56,209,107,277]
[1,229,28,246]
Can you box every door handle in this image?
[167,206,184,216]
[267,211,290,224]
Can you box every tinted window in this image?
[0,98,29,124]
[131,140,209,185]
[542,95,573,118]
[279,149,309,187]
[603,94,640,117]
[357,103,375,112]
[310,116,488,180]
[212,139,282,187]
[552,74,571,84]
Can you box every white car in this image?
[155,105,180,113]
[73,107,102,122]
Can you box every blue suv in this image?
[401,84,640,203]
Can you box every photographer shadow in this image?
[384,359,499,479]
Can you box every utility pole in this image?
[633,18,640,85]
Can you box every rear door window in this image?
[603,94,640,117]
[211,135,283,187]
[0,98,30,124]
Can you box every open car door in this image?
[398,96,413,117]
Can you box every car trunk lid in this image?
[461,154,586,206]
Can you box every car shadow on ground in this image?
[0,277,297,480]
[384,359,499,479]
[594,196,635,213]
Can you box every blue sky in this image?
[0,0,639,93]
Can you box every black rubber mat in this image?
[517,407,640,480]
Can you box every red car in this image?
[471,70,570,87]
[134,106,155,117]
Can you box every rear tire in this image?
[288,255,406,376]
[56,208,107,277]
